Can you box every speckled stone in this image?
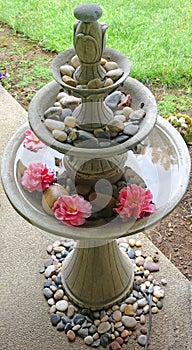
[122,316,137,329]
[112,309,122,322]
[98,321,111,334]
[67,329,76,341]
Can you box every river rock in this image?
[45,119,65,131]
[129,109,146,121]
[50,313,60,326]
[87,78,103,89]
[123,123,139,136]
[92,339,101,347]
[44,106,62,119]
[112,309,122,322]
[108,120,124,133]
[123,106,134,119]
[55,300,68,312]
[124,304,135,316]
[71,55,80,68]
[62,75,77,87]
[109,340,121,350]
[106,68,123,81]
[104,78,113,87]
[52,130,67,142]
[111,134,129,144]
[60,64,75,77]
[137,334,147,346]
[105,91,122,109]
[104,61,119,71]
[54,289,64,300]
[98,321,111,334]
[143,261,159,272]
[44,265,57,278]
[43,287,53,299]
[60,94,80,108]
[84,335,94,345]
[64,116,76,128]
[100,333,111,347]
[122,316,137,329]
[67,329,76,341]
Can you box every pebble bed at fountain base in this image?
[39,238,167,349]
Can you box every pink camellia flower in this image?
[23,129,46,152]
[52,194,92,226]
[114,184,155,221]
[21,162,55,192]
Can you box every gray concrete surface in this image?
[0,84,191,349]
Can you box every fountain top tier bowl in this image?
[28,3,157,156]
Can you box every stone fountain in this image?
[1,3,190,312]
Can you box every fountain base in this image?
[61,239,134,310]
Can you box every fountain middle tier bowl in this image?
[50,47,131,98]
[1,116,190,241]
[28,77,157,157]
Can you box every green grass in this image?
[0,0,191,87]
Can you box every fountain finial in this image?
[73,3,107,84]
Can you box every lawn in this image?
[0,0,191,86]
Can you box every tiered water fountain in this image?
[1,3,190,311]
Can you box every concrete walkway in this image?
[0,84,191,350]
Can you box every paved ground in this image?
[0,84,191,350]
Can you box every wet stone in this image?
[111,134,129,144]
[123,123,139,136]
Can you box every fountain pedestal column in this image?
[61,239,134,310]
